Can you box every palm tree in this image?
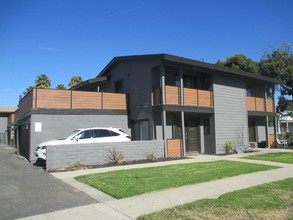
[69,76,83,88]
[23,86,34,96]
[56,84,67,90]
[35,74,51,88]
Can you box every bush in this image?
[106,148,125,164]
[279,131,293,145]
[145,152,157,162]
[225,140,236,154]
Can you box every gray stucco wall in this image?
[30,114,130,162]
[46,140,165,170]
[213,74,249,154]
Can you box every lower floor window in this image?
[132,120,150,140]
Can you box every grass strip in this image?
[75,160,277,199]
[244,152,293,164]
[138,178,293,220]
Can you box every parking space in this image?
[0,147,95,220]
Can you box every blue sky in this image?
[0,0,292,107]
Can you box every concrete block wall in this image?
[46,140,164,170]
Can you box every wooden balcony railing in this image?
[246,97,275,112]
[154,86,213,108]
[16,88,127,118]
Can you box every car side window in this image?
[94,129,113,138]
[80,130,94,139]
[109,131,119,136]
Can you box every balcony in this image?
[154,85,213,108]
[246,97,275,112]
[16,88,127,118]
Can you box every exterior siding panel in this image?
[213,75,248,154]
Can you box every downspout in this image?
[264,86,270,148]
[273,87,278,144]
[179,69,186,157]
[160,64,167,157]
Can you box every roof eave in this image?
[97,53,284,85]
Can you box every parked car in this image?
[34,127,131,160]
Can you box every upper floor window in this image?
[184,76,197,89]
[266,87,273,99]
[115,80,124,93]
[202,77,210,90]
[174,74,180,87]
[246,88,252,97]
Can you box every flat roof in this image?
[70,76,108,91]
[0,107,17,114]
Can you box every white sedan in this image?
[34,127,131,160]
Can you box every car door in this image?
[77,130,95,143]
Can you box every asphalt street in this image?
[0,147,95,220]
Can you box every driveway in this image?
[0,147,95,220]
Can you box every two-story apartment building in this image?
[73,54,281,156]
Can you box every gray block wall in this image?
[213,74,249,154]
[30,114,130,162]
[46,140,165,170]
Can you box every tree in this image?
[35,74,51,89]
[23,86,34,96]
[259,42,293,97]
[69,76,83,88]
[56,84,67,90]
[216,54,259,73]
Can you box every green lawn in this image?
[244,152,293,164]
[138,178,293,220]
[75,160,277,199]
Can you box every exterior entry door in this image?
[185,119,200,154]
[248,120,256,142]
[174,117,200,154]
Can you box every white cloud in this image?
[102,5,144,20]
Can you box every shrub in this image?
[225,140,236,154]
[145,152,157,162]
[67,161,82,170]
[106,148,125,164]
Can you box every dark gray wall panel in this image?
[213,74,248,154]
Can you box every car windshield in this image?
[60,130,82,140]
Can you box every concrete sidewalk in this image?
[18,148,293,220]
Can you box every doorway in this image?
[174,117,200,155]
[248,120,256,142]
[185,119,200,154]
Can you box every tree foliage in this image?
[23,86,34,96]
[35,74,51,89]
[56,84,67,90]
[259,42,293,97]
[216,42,293,112]
[216,54,259,73]
[21,74,51,97]
[69,76,83,87]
